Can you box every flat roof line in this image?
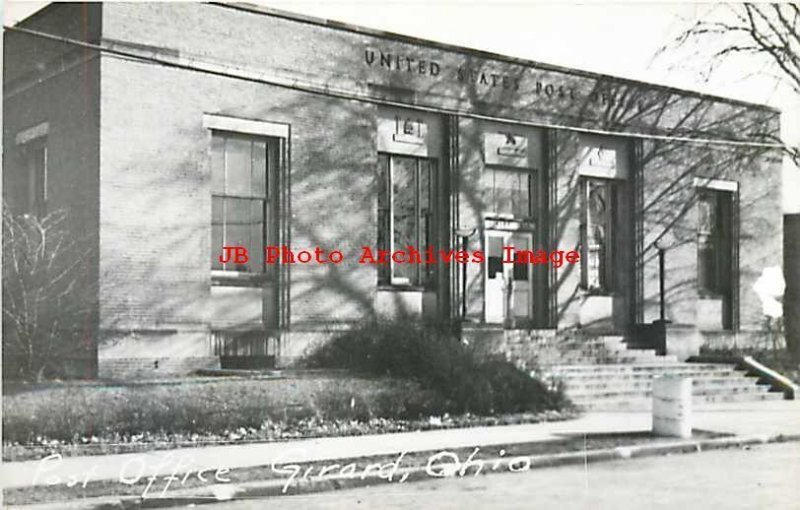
[213,1,780,115]
[4,23,783,151]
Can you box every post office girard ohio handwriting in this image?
[34,447,543,498]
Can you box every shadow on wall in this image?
[3,26,784,381]
[564,81,777,327]
[95,47,784,343]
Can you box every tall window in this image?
[377,153,436,287]
[22,138,47,217]
[581,177,616,293]
[211,132,273,276]
[697,189,733,298]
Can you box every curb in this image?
[8,432,800,509]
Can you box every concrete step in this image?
[545,368,740,380]
[553,354,679,365]
[575,391,783,411]
[547,362,734,373]
[570,385,780,403]
[518,344,677,364]
[496,330,780,410]
[508,341,632,353]
[542,358,781,410]
[505,334,677,366]
[519,336,626,349]
[561,377,766,394]
[566,383,774,400]
[692,390,784,403]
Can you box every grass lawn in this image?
[3,372,575,462]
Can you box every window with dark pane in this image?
[512,250,530,281]
[581,177,616,293]
[697,188,733,299]
[21,139,47,217]
[487,235,504,279]
[697,190,716,293]
[420,159,435,288]
[377,153,437,287]
[392,156,416,284]
[377,154,391,285]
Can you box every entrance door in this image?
[484,230,534,325]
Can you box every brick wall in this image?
[5,3,783,377]
[97,53,381,369]
[640,141,782,335]
[94,2,782,370]
[785,214,800,359]
[99,3,778,143]
[98,356,219,380]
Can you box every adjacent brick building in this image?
[785,214,800,361]
[3,3,784,379]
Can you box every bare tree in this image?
[664,3,799,162]
[663,3,799,362]
[2,207,96,381]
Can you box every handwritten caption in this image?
[35,446,537,498]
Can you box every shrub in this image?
[2,208,96,381]
[303,321,568,415]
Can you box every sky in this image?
[4,0,800,212]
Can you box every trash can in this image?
[652,375,692,438]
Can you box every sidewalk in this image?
[3,400,799,491]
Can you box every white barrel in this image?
[652,376,692,438]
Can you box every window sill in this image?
[377,285,428,293]
[212,270,269,287]
[483,213,536,222]
[580,287,615,297]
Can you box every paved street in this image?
[206,441,800,510]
